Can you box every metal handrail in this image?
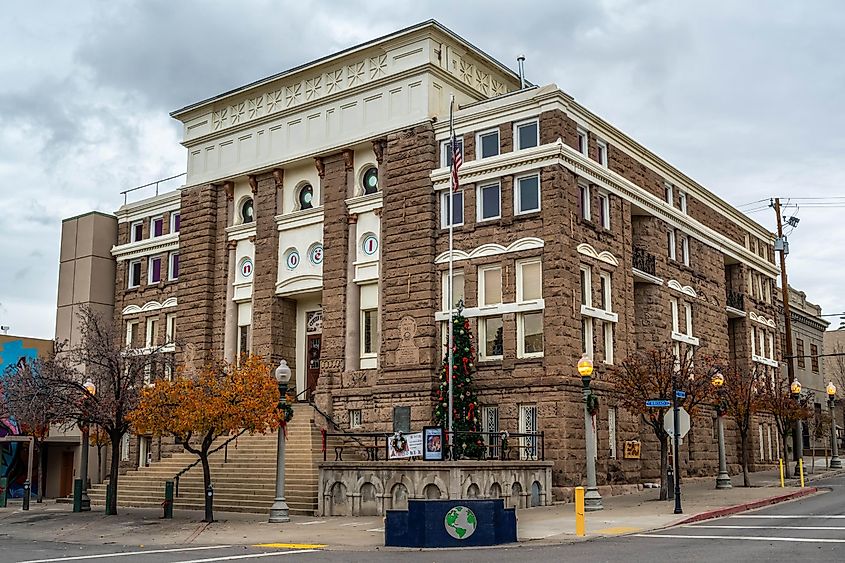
[120,172,186,205]
[172,429,246,497]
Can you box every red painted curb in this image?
[673,487,818,526]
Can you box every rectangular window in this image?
[598,191,610,229]
[481,406,500,458]
[608,407,618,459]
[684,303,693,336]
[516,119,539,150]
[145,318,159,348]
[679,191,688,214]
[479,266,503,306]
[168,252,179,280]
[579,183,591,221]
[125,320,138,348]
[442,138,464,167]
[599,272,612,312]
[362,309,378,355]
[480,316,504,359]
[759,424,765,461]
[811,344,819,372]
[751,327,757,356]
[580,266,592,307]
[441,190,464,227]
[477,129,500,159]
[519,311,543,357]
[170,212,180,233]
[516,173,540,214]
[518,404,538,460]
[517,259,542,302]
[128,259,142,288]
[767,424,773,461]
[349,409,362,429]
[759,330,766,360]
[120,435,131,462]
[668,230,677,260]
[603,321,614,364]
[238,324,250,360]
[768,333,774,360]
[441,270,465,310]
[581,317,593,357]
[151,216,164,238]
[165,313,176,344]
[797,339,806,368]
[130,221,143,243]
[478,182,501,221]
[671,298,679,333]
[664,183,673,205]
[681,236,690,266]
[596,140,608,166]
[577,128,588,156]
[148,256,162,284]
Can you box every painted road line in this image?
[176,549,319,563]
[366,527,385,532]
[634,534,845,543]
[19,546,234,563]
[295,520,326,525]
[688,525,845,530]
[594,526,642,535]
[730,514,845,519]
[254,544,326,549]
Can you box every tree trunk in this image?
[659,433,669,501]
[96,445,103,483]
[201,449,212,522]
[781,432,792,478]
[107,433,122,516]
[36,442,44,503]
[739,431,750,487]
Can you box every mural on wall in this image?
[1,339,40,498]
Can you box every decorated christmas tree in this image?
[433,301,485,459]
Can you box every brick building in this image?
[58,21,786,496]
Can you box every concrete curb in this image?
[671,487,819,526]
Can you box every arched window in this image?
[298,183,314,210]
[240,198,254,223]
[362,166,379,195]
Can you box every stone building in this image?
[57,21,785,499]
[779,286,829,452]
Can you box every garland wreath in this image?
[586,393,600,417]
[391,432,408,453]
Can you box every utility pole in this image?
[773,198,802,469]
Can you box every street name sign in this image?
[646,399,671,408]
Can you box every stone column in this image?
[223,239,237,364]
[343,150,359,371]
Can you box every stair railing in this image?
[172,429,247,498]
[293,388,373,457]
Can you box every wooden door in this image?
[59,451,74,498]
[306,334,321,400]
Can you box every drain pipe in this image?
[517,55,526,89]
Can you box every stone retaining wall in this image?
[317,460,553,517]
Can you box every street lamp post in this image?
[711,370,732,489]
[80,378,96,512]
[269,360,292,523]
[578,354,602,511]
[791,379,803,475]
[827,382,842,470]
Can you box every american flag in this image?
[450,134,462,192]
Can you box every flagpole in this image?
[447,95,455,437]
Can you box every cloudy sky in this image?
[2,0,844,338]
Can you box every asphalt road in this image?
[3,474,843,562]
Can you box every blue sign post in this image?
[675,390,687,399]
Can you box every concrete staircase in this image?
[88,404,323,515]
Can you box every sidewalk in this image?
[0,463,841,550]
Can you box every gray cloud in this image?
[2,0,844,338]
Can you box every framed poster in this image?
[423,426,445,461]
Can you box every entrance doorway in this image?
[306,335,321,401]
[59,451,74,498]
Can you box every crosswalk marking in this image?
[254,544,325,549]
[295,520,326,526]
[688,525,845,530]
[177,550,319,563]
[635,533,845,543]
[730,514,845,519]
[19,546,234,563]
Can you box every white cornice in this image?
[112,233,179,262]
[115,190,181,223]
[276,207,324,232]
[225,222,256,241]
[431,140,779,278]
[577,243,619,267]
[122,298,178,316]
[346,192,383,214]
[435,237,544,264]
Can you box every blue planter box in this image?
[385,499,517,548]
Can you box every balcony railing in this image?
[727,290,745,311]
[633,246,656,276]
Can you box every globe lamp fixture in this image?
[790,379,802,396]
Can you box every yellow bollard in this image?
[575,486,585,537]
[799,458,805,488]
[779,458,785,488]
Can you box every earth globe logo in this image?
[444,505,477,539]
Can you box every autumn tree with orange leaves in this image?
[608,344,718,500]
[128,355,281,522]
